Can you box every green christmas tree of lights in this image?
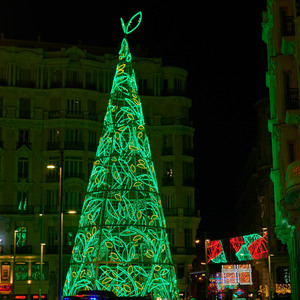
[63,12,179,300]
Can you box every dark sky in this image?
[0,1,269,239]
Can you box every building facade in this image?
[0,38,200,300]
[263,0,300,298]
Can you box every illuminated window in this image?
[162,161,174,185]
[31,262,48,280]
[16,226,27,248]
[17,191,28,211]
[15,262,28,280]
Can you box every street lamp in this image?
[12,229,18,298]
[39,243,46,300]
[47,156,63,300]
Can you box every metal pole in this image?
[58,148,63,300]
[40,243,45,300]
[204,233,209,299]
[12,230,17,299]
[40,198,45,300]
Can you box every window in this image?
[64,156,83,178]
[48,226,58,247]
[166,228,175,246]
[88,130,98,151]
[184,228,192,247]
[19,98,31,119]
[67,99,82,116]
[182,134,193,155]
[15,262,28,280]
[288,142,296,163]
[162,161,174,185]
[183,161,194,186]
[18,157,29,180]
[88,158,94,177]
[49,97,61,116]
[0,97,3,117]
[65,129,83,149]
[31,262,48,280]
[185,194,194,215]
[276,266,290,284]
[16,226,27,249]
[161,194,176,215]
[64,191,82,212]
[46,190,58,213]
[17,191,28,211]
[162,134,173,155]
[18,129,30,148]
[177,264,185,279]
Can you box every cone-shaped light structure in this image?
[63,12,179,299]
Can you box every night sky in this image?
[0,1,269,239]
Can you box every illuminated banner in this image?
[207,232,268,263]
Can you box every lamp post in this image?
[204,237,210,299]
[268,253,274,299]
[39,243,46,300]
[47,150,63,300]
[12,229,18,299]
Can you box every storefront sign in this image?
[0,285,12,292]
[31,295,47,300]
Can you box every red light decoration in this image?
[230,236,244,253]
[248,232,268,260]
[207,240,227,263]
[229,232,268,261]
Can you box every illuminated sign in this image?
[0,284,12,292]
[31,295,47,300]
[221,264,252,287]
[15,296,27,300]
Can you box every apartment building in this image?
[263,0,300,298]
[0,37,200,300]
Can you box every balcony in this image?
[10,245,32,254]
[0,206,34,214]
[284,160,300,228]
[285,160,300,203]
[64,142,84,150]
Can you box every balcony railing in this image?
[64,142,84,150]
[10,245,32,254]
[0,206,34,214]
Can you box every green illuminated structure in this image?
[63,12,179,299]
